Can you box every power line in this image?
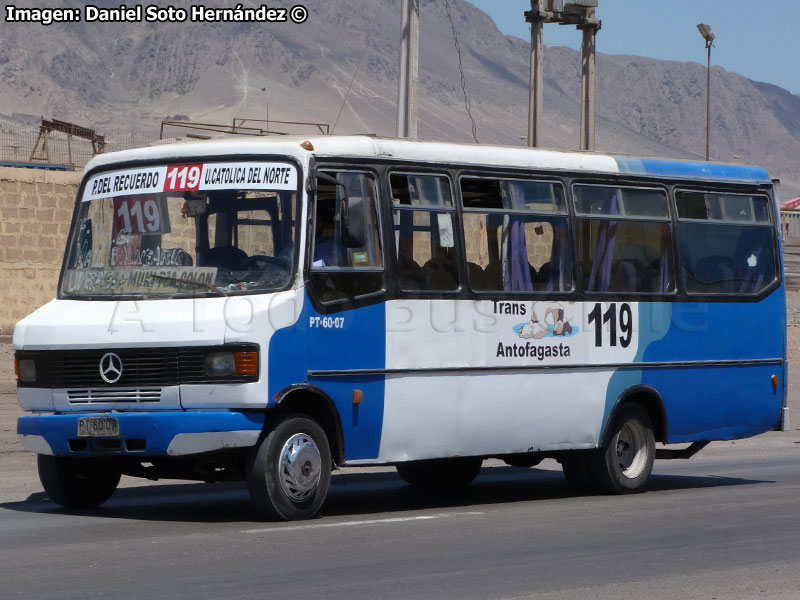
[444,0,479,143]
[332,0,386,133]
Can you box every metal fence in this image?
[0,122,160,168]
[780,211,800,241]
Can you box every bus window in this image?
[390,173,459,292]
[460,177,570,292]
[309,171,384,303]
[574,185,674,294]
[676,191,770,223]
[676,191,775,294]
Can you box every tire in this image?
[38,455,121,509]
[559,451,599,494]
[589,404,655,494]
[396,457,482,488]
[248,414,332,521]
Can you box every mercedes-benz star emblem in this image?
[99,353,123,384]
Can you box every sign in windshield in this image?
[62,161,299,298]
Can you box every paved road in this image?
[1,453,799,600]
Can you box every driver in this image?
[312,201,343,267]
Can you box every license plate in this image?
[77,417,119,437]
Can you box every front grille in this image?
[67,387,162,404]
[178,348,216,384]
[16,344,259,389]
[50,349,179,388]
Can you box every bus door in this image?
[304,169,387,462]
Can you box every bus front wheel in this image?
[590,404,655,494]
[248,415,332,521]
[38,455,121,509]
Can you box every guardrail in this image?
[780,212,800,289]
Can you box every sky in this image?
[465,1,799,94]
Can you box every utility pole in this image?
[524,1,600,149]
[527,7,544,147]
[579,7,599,151]
[397,0,420,139]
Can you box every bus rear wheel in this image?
[396,457,483,488]
[248,415,332,521]
[590,404,655,494]
[38,455,121,509]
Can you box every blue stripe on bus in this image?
[602,291,784,443]
[17,411,266,456]
[642,363,781,442]
[267,292,386,462]
[614,157,771,183]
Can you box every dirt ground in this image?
[2,293,800,503]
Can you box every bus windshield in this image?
[60,161,298,298]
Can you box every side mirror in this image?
[341,196,366,248]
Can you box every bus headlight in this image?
[204,351,259,378]
[205,353,236,377]
[16,359,37,383]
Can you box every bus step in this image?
[656,441,709,460]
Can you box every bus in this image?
[14,136,788,520]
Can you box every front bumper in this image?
[17,411,266,457]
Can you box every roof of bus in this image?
[85,135,772,185]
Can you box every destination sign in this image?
[83,162,298,201]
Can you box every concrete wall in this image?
[0,167,81,335]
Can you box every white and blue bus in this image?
[14,136,787,520]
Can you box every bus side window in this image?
[390,173,459,292]
[309,171,384,304]
[460,177,571,293]
[676,191,775,295]
[574,184,674,294]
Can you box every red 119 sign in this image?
[164,164,203,192]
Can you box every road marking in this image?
[242,511,483,534]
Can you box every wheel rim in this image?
[615,419,648,479]
[278,433,322,502]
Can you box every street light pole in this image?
[697,24,715,161]
[260,87,270,133]
[705,40,711,160]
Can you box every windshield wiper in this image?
[149,274,229,297]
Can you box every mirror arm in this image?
[315,172,346,189]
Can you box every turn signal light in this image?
[233,352,259,376]
[301,140,314,151]
[772,374,779,389]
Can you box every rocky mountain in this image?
[1,0,798,197]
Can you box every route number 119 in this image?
[588,303,633,348]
